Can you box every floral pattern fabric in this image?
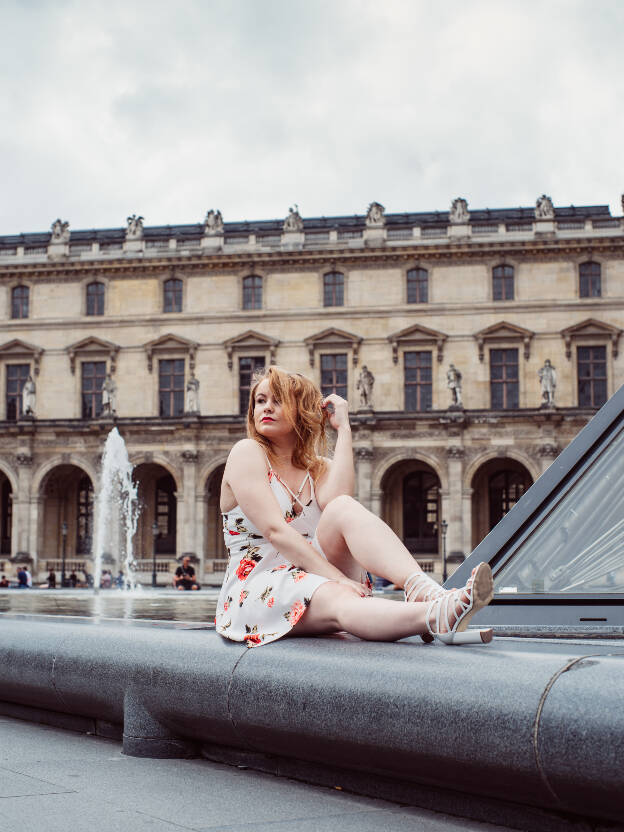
[216,467,331,648]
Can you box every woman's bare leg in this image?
[315,495,428,588]
[290,582,430,641]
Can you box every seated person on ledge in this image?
[216,366,494,649]
[174,556,200,591]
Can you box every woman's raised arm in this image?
[314,393,355,510]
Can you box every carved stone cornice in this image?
[355,447,374,460]
[446,446,465,459]
[537,443,559,458]
[181,450,199,463]
[15,453,33,466]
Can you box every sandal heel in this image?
[437,628,494,645]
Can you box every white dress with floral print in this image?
[215,462,331,648]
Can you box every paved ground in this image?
[0,716,513,832]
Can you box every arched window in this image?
[488,469,530,529]
[155,474,177,554]
[323,272,344,307]
[11,286,29,319]
[242,275,262,310]
[76,476,94,555]
[86,281,105,316]
[492,265,514,301]
[407,268,428,303]
[163,278,183,313]
[579,261,601,298]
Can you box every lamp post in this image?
[152,522,159,588]
[441,519,448,584]
[61,521,68,588]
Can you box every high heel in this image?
[403,570,446,603]
[425,562,494,645]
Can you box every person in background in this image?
[69,570,78,588]
[47,570,56,589]
[17,566,29,588]
[173,556,200,591]
[25,567,32,588]
[0,575,9,588]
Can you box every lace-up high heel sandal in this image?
[425,562,494,645]
[404,569,462,644]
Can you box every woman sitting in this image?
[216,367,493,648]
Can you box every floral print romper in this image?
[215,457,332,648]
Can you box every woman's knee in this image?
[322,494,360,521]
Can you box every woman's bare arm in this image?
[224,439,351,583]
[315,394,355,510]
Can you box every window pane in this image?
[11,286,29,319]
[323,272,344,307]
[407,268,428,303]
[164,279,183,313]
[242,275,262,310]
[86,282,105,315]
[404,351,432,412]
[5,364,30,420]
[493,265,514,301]
[577,346,606,407]
[239,356,265,415]
[159,358,185,417]
[81,361,106,419]
[321,353,348,397]
[579,262,601,298]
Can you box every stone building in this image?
[0,197,622,584]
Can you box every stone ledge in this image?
[0,618,622,830]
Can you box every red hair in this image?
[247,366,327,480]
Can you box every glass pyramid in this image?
[448,384,624,629]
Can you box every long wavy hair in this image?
[247,366,327,480]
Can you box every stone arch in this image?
[204,462,227,567]
[129,454,181,493]
[132,460,181,560]
[372,450,447,495]
[469,455,535,549]
[32,455,98,497]
[0,461,18,494]
[463,449,540,492]
[198,455,229,496]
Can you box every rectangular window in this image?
[323,272,344,307]
[578,346,607,407]
[404,351,432,411]
[320,353,348,398]
[579,262,601,298]
[6,364,30,420]
[81,361,106,419]
[239,356,266,415]
[159,359,185,417]
[490,349,519,409]
[407,269,428,303]
[492,266,514,301]
[11,286,29,319]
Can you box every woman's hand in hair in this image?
[322,394,350,432]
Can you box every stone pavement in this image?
[0,715,514,832]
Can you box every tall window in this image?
[579,262,601,298]
[578,346,607,407]
[81,361,106,419]
[242,275,262,310]
[489,470,530,530]
[163,278,183,313]
[76,476,93,554]
[155,474,177,554]
[159,359,185,417]
[490,348,519,409]
[320,353,347,398]
[239,356,266,415]
[403,471,439,553]
[11,286,29,319]
[323,271,344,307]
[86,281,105,315]
[492,265,514,301]
[6,364,30,420]
[404,351,432,411]
[407,268,428,303]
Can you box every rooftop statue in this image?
[535,194,555,220]
[126,214,144,240]
[50,219,70,243]
[204,209,223,236]
[450,197,469,224]
[283,205,303,232]
[365,201,385,227]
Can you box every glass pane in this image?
[494,422,624,595]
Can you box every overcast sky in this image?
[1,0,622,234]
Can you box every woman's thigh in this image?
[288,581,349,636]
[314,496,365,581]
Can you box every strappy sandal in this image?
[404,569,455,644]
[425,562,494,645]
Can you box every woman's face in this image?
[253,378,292,439]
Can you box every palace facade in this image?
[0,197,623,584]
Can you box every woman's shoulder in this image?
[227,438,268,465]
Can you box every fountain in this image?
[92,427,140,592]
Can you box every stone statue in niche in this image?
[365,201,385,227]
[449,198,469,224]
[22,375,36,417]
[283,205,303,232]
[538,359,557,407]
[535,195,555,220]
[447,364,463,408]
[50,219,70,243]
[204,209,223,235]
[185,374,200,414]
[356,365,375,409]
[101,374,117,416]
[126,214,144,240]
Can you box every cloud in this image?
[0,0,622,234]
